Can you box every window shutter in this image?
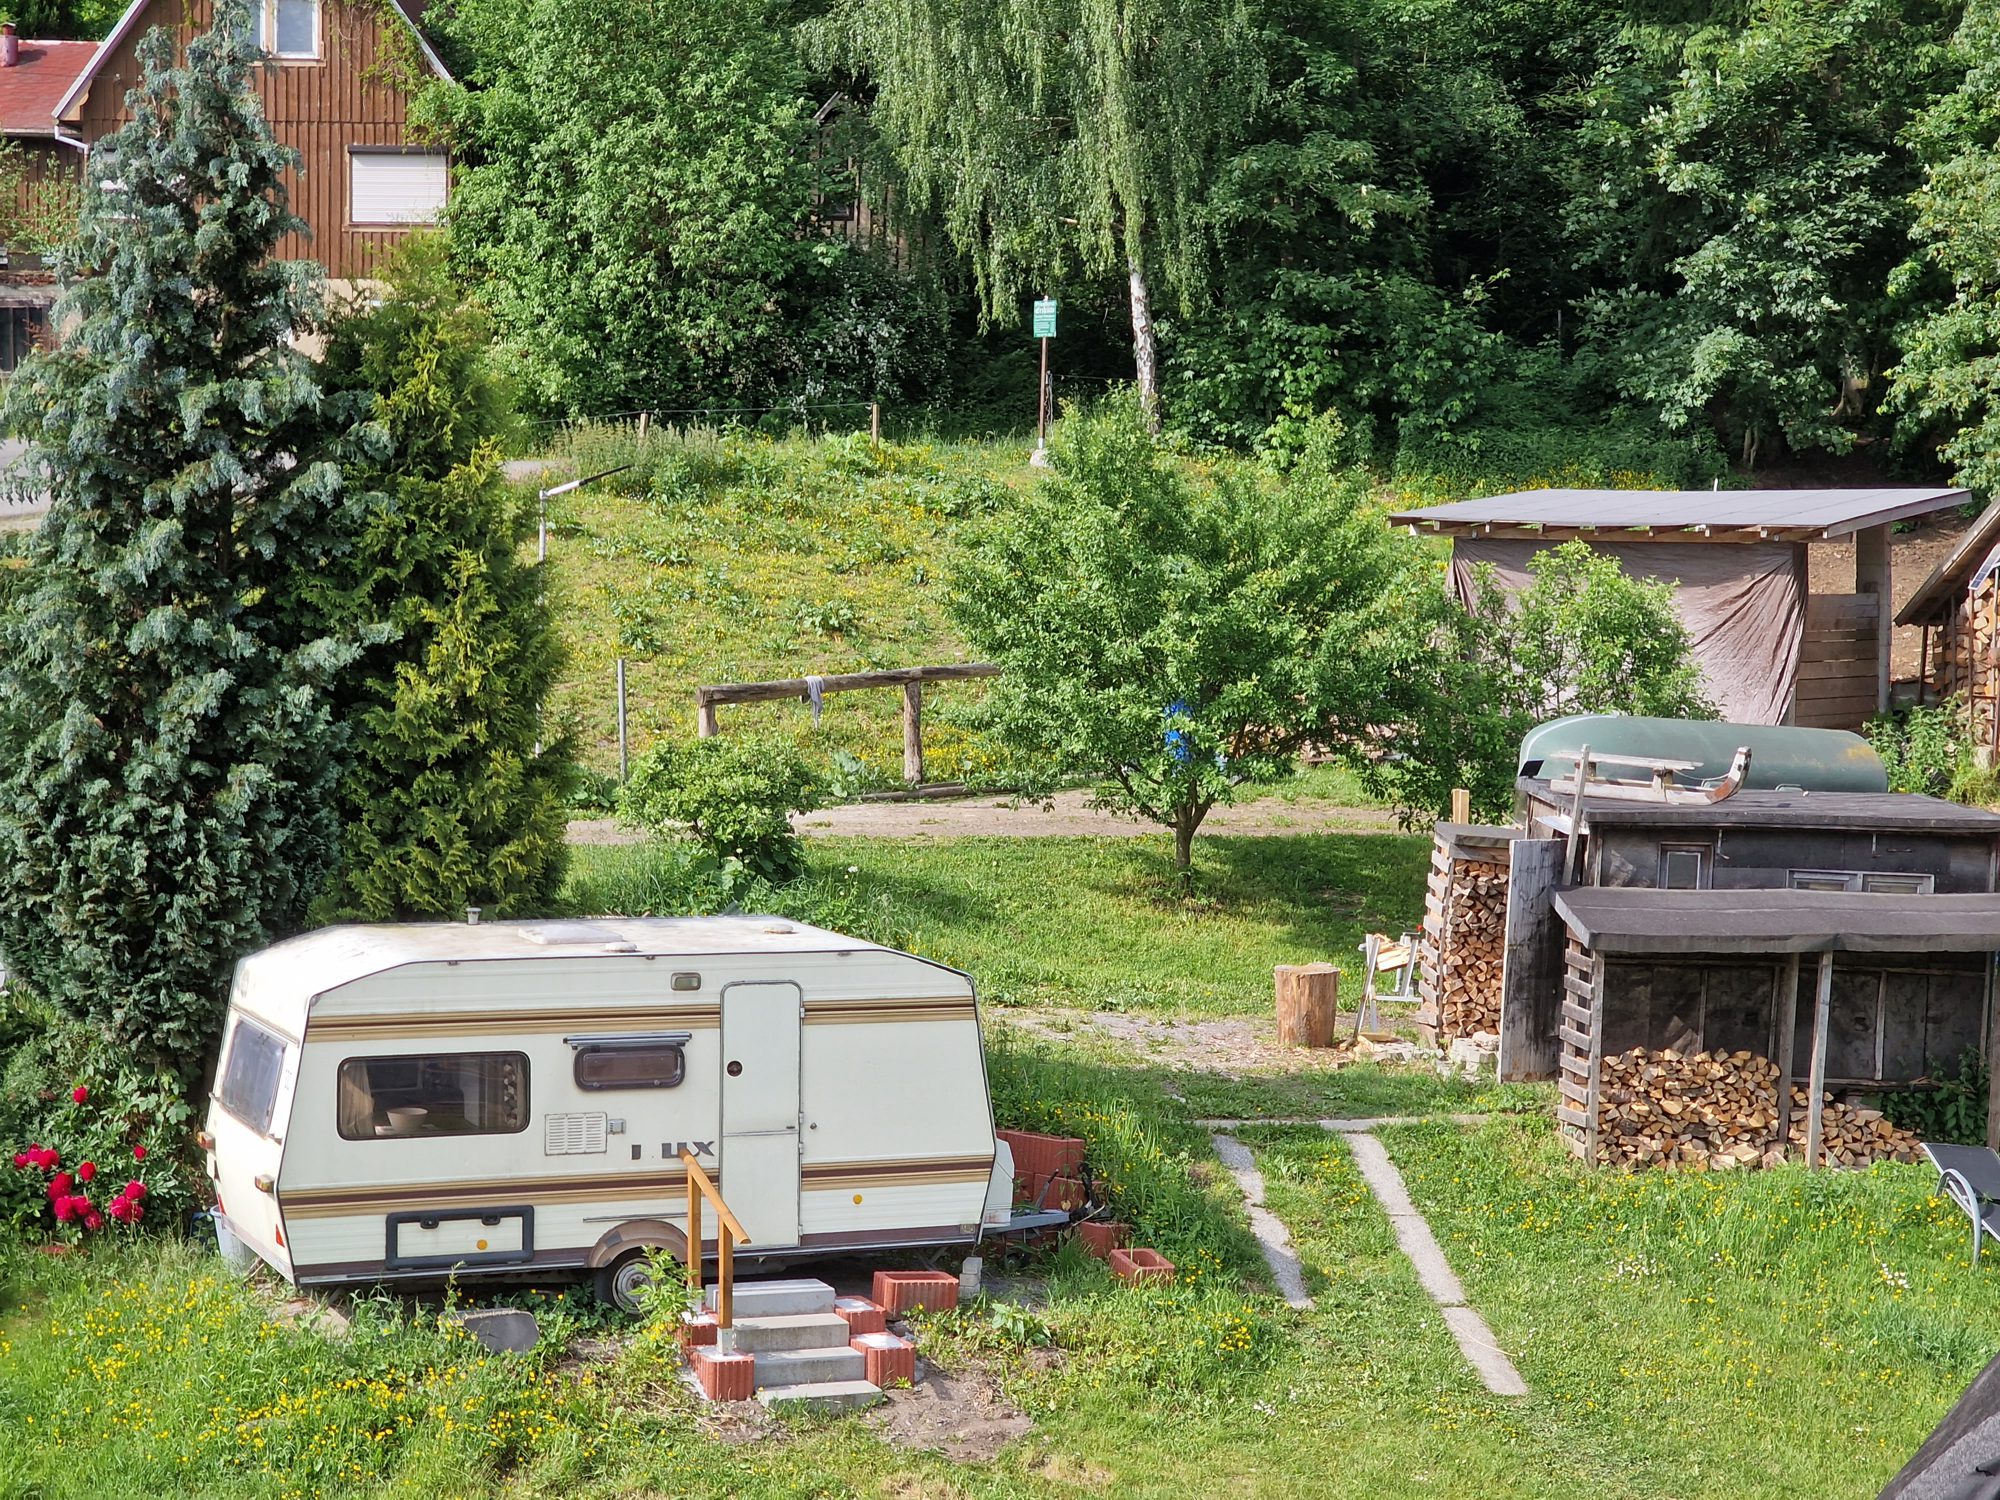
[349,151,448,225]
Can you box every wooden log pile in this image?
[1418,841,1507,1039]
[1591,1046,1922,1169]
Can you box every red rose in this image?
[10,1153,25,1169]
[132,1146,147,1162]
[108,1198,133,1223]
[124,1181,147,1200]
[71,1086,88,1105]
[77,1162,95,1184]
[82,1211,103,1232]
[51,1196,75,1223]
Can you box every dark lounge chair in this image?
[1924,1142,2000,1266]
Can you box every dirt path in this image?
[567,790,1403,845]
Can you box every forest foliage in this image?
[395,0,2000,495]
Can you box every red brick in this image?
[1109,1247,1174,1285]
[872,1269,960,1313]
[677,1310,719,1352]
[1075,1220,1130,1259]
[996,1129,1086,1180]
[691,1347,755,1402]
[833,1295,886,1335]
[852,1331,916,1388]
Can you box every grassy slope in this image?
[535,428,1031,779]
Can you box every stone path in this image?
[1204,1114,1528,1397]
[1210,1133,1315,1310]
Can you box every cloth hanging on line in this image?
[804,675,826,727]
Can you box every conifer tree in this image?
[315,239,573,921]
[0,0,372,1070]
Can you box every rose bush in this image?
[3,1066,197,1240]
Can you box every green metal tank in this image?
[1517,714,1887,793]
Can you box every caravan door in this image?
[719,982,802,1247]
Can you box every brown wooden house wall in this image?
[71,0,437,282]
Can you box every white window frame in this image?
[260,0,321,61]
[347,146,449,227]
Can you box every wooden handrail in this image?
[682,1150,751,1333]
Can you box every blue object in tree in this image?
[1165,699,1193,765]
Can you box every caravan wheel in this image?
[595,1250,656,1316]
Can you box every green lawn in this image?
[564,829,1432,1015]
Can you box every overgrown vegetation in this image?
[619,733,823,883]
[1866,697,2000,803]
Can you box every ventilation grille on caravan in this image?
[543,1112,608,1155]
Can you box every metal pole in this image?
[870,402,882,444]
[538,493,547,563]
[1037,336,1049,449]
[617,658,629,784]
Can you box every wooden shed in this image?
[1483,767,2000,1163]
[1549,886,2000,1165]
[1898,498,2000,763]
[1389,487,1971,728]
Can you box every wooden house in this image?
[28,0,450,292]
[1388,488,1973,729]
[0,25,96,366]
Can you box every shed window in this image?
[217,1018,288,1136]
[349,149,448,225]
[574,1043,686,1091]
[1658,845,1709,890]
[1789,869,1861,892]
[1863,872,1935,895]
[337,1053,529,1140]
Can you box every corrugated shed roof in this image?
[0,40,97,137]
[1387,487,1969,540]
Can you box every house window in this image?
[1789,869,1861,892]
[1863,872,1935,895]
[261,0,319,58]
[349,148,448,226]
[336,1053,529,1140]
[218,1018,289,1136]
[0,306,45,372]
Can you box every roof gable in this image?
[0,39,97,137]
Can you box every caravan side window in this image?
[574,1042,686,1091]
[336,1053,529,1140]
[218,1018,288,1136]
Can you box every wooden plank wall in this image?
[73,0,433,282]
[1498,837,1564,1082]
[1794,592,1879,730]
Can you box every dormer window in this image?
[260,0,319,59]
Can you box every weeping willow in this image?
[829,0,1265,414]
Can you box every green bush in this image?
[618,735,822,883]
[1866,698,1988,801]
[1884,1048,1990,1144]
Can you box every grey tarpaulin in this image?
[1448,538,1807,724]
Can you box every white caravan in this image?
[202,916,1017,1309]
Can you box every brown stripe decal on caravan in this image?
[801,997,976,1026]
[801,1155,994,1190]
[281,1168,705,1219]
[306,1005,721,1042]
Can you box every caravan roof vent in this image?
[763,923,795,935]
[521,921,624,946]
[602,941,639,954]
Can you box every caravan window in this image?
[336,1053,529,1140]
[574,1043,685,1091]
[217,1018,288,1136]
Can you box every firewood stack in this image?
[1590,1047,1922,1169]
[1417,840,1508,1039]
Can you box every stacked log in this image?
[1590,1047,1922,1170]
[1418,844,1507,1039]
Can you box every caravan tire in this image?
[596,1250,656,1316]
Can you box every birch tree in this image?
[824,0,1264,418]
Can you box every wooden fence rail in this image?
[694,663,1001,784]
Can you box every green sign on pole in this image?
[1033,298,1058,339]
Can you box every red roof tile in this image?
[0,40,99,138]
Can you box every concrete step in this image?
[756,1378,884,1415]
[751,1346,867,1388]
[729,1312,854,1353]
[707,1278,836,1319]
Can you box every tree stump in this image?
[1275,963,1340,1047]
